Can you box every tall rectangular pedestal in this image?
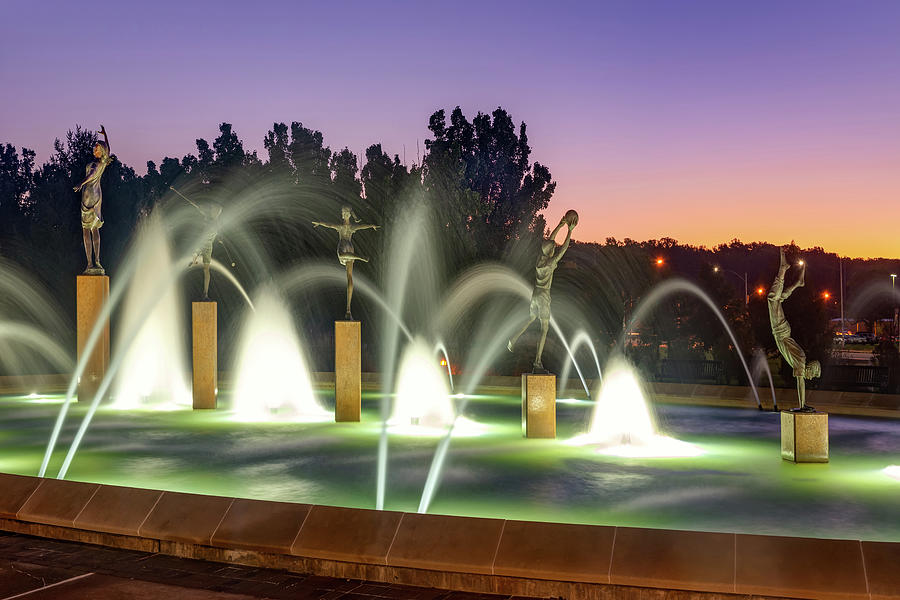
[781,410,829,462]
[192,302,217,409]
[76,275,110,403]
[335,320,361,422]
[522,373,556,438]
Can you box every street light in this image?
[713,266,749,306]
[656,257,664,266]
[892,275,898,348]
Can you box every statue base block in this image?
[335,320,361,422]
[781,410,828,462]
[76,275,110,403]
[192,302,217,409]
[522,373,556,438]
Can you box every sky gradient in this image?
[2,1,899,258]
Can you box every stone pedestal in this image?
[335,320,361,422]
[76,275,110,403]
[781,410,829,462]
[522,373,556,438]
[192,302,217,409]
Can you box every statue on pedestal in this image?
[508,210,578,373]
[170,186,223,301]
[74,126,114,275]
[312,206,378,320]
[768,246,821,411]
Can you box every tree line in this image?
[2,107,898,384]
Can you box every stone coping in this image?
[2,373,898,417]
[650,381,900,417]
[1,472,897,599]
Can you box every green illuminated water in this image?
[1,392,898,541]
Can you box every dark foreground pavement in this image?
[0,532,528,600]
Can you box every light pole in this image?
[892,274,898,348]
[713,266,749,306]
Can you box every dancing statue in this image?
[768,246,821,411]
[508,210,578,373]
[170,186,225,301]
[313,206,378,320]
[74,125,114,275]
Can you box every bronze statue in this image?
[768,246,821,410]
[508,210,578,372]
[74,126,113,275]
[170,186,223,301]
[312,206,378,320]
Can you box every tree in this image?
[263,122,291,176]
[0,144,35,239]
[289,122,331,186]
[212,122,245,172]
[194,138,214,183]
[330,147,361,202]
[424,106,556,258]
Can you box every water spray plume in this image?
[112,215,190,410]
[569,357,702,458]
[232,288,328,422]
[390,338,454,433]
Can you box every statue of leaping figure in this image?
[508,210,578,373]
[768,246,821,411]
[312,206,378,320]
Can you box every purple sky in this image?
[3,1,899,257]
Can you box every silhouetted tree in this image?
[330,147,361,202]
[0,144,35,239]
[289,122,331,186]
[424,106,555,258]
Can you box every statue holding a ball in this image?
[508,210,578,372]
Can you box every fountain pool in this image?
[2,389,898,543]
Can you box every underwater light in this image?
[391,337,454,429]
[232,289,329,422]
[884,465,900,481]
[568,357,702,457]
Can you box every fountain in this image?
[231,287,328,422]
[568,356,702,457]
[112,214,190,411]
[389,336,454,432]
[0,175,895,569]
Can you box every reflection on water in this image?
[1,393,898,541]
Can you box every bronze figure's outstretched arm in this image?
[553,225,573,265]
[75,164,103,192]
[74,172,94,193]
[169,186,204,214]
[311,221,341,231]
[99,125,110,153]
